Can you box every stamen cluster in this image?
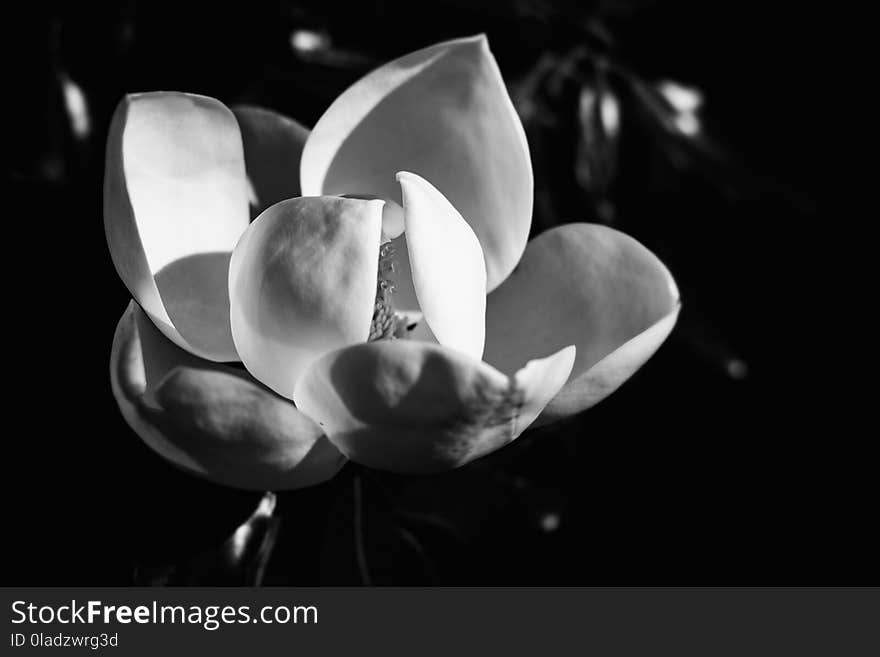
[369,241,408,341]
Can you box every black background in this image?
[5,1,861,584]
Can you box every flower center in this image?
[369,241,410,341]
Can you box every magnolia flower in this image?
[107,36,679,491]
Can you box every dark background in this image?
[5,1,862,585]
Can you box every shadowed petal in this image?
[232,105,310,217]
[483,223,680,423]
[229,196,384,398]
[110,302,346,490]
[397,172,486,359]
[104,92,249,362]
[300,35,533,291]
[293,340,575,474]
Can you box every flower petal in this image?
[110,302,346,490]
[537,307,680,425]
[229,196,384,398]
[483,223,680,423]
[232,105,310,216]
[300,35,533,291]
[293,340,575,474]
[397,172,486,359]
[104,92,249,362]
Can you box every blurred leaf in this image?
[133,492,279,585]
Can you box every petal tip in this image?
[451,33,489,50]
[668,275,681,307]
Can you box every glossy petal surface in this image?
[293,340,575,474]
[104,92,248,361]
[398,172,486,359]
[300,35,533,290]
[229,196,384,398]
[110,302,346,490]
[483,223,680,422]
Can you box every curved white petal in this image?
[293,340,574,474]
[232,105,310,217]
[110,302,346,491]
[104,92,249,361]
[536,307,679,426]
[300,35,533,291]
[483,223,680,422]
[229,196,384,399]
[512,345,578,434]
[397,172,486,359]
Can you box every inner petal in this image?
[396,171,487,360]
[228,196,384,398]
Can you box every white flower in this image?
[106,36,679,490]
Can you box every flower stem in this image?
[353,474,373,586]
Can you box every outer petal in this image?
[397,172,486,359]
[229,196,384,398]
[104,92,249,362]
[110,302,346,491]
[538,307,680,425]
[232,105,310,216]
[483,223,680,423]
[300,35,533,291]
[293,340,575,474]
